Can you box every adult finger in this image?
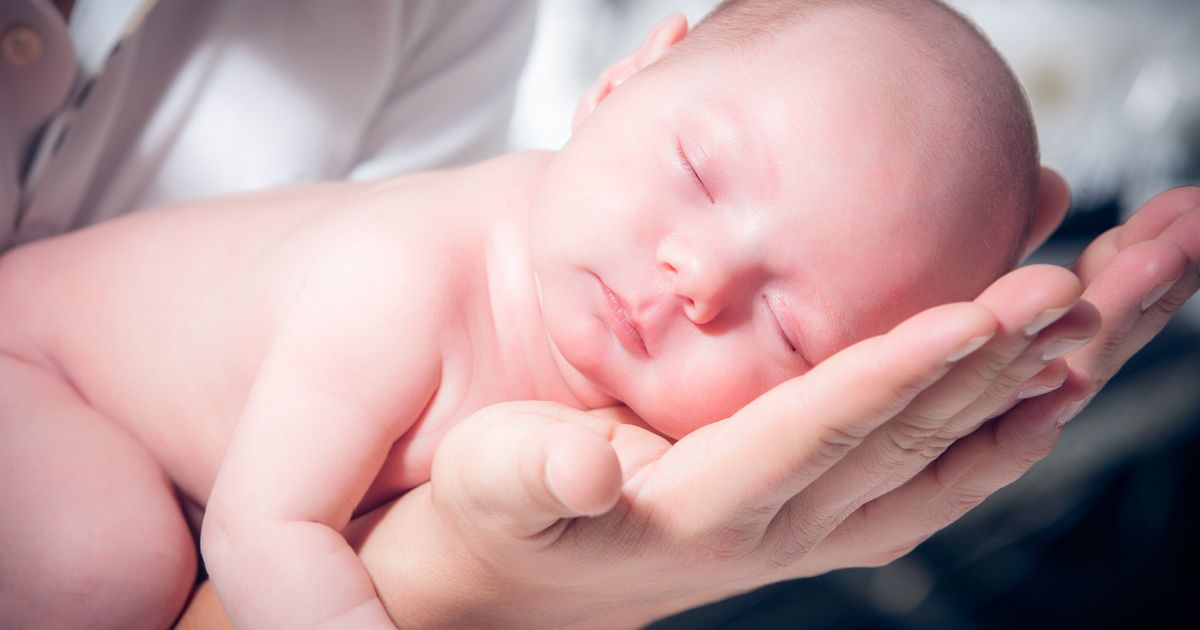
[1115,186,1200,250]
[860,351,1075,511]
[672,303,996,540]
[1075,186,1199,286]
[430,402,624,540]
[951,299,1100,431]
[796,368,1092,576]
[766,268,1075,532]
[860,353,1072,505]
[898,265,1080,436]
[1128,208,1200,323]
[1069,238,1192,389]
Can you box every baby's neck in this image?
[472,152,617,410]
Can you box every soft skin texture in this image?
[532,7,1031,438]
[3,9,1195,630]
[174,15,1200,625]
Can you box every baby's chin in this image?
[626,390,751,441]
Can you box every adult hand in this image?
[347,181,1197,629]
[176,181,1197,629]
[351,267,1096,628]
[1066,185,1200,392]
[791,180,1200,576]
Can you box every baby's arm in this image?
[201,238,441,628]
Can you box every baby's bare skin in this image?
[0,152,597,627]
[0,6,1053,628]
[2,153,571,511]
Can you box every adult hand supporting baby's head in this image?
[347,296,1091,628]
[343,183,1198,629]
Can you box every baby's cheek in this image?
[638,359,781,440]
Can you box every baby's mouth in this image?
[597,275,648,356]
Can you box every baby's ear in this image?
[1020,167,1071,261]
[571,13,689,133]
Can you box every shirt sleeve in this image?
[346,0,537,181]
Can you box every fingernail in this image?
[1022,306,1073,338]
[1055,400,1085,427]
[1018,381,1065,400]
[946,333,995,363]
[1140,279,1176,312]
[1040,337,1091,362]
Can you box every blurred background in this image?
[508,1,1200,628]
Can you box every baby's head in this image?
[530,0,1051,438]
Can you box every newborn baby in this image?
[0,0,1048,627]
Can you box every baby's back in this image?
[0,157,540,511]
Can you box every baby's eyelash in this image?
[676,138,714,203]
[763,295,798,354]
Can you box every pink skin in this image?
[530,11,1020,438]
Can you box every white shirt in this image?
[0,0,536,250]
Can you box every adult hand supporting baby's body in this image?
[343,180,1200,629]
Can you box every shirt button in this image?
[1,23,44,67]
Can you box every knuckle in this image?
[1150,292,1188,316]
[812,421,868,464]
[979,352,1014,378]
[940,487,987,519]
[766,507,833,567]
[880,423,929,462]
[905,398,961,427]
[700,521,766,561]
[922,430,957,456]
[669,500,767,562]
[985,370,1027,401]
[1097,334,1125,361]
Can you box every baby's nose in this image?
[655,233,747,325]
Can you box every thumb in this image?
[431,402,623,539]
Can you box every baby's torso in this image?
[3,153,562,516]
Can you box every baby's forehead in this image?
[674,2,1035,265]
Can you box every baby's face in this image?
[530,15,1018,438]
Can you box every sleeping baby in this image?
[0,0,1061,627]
